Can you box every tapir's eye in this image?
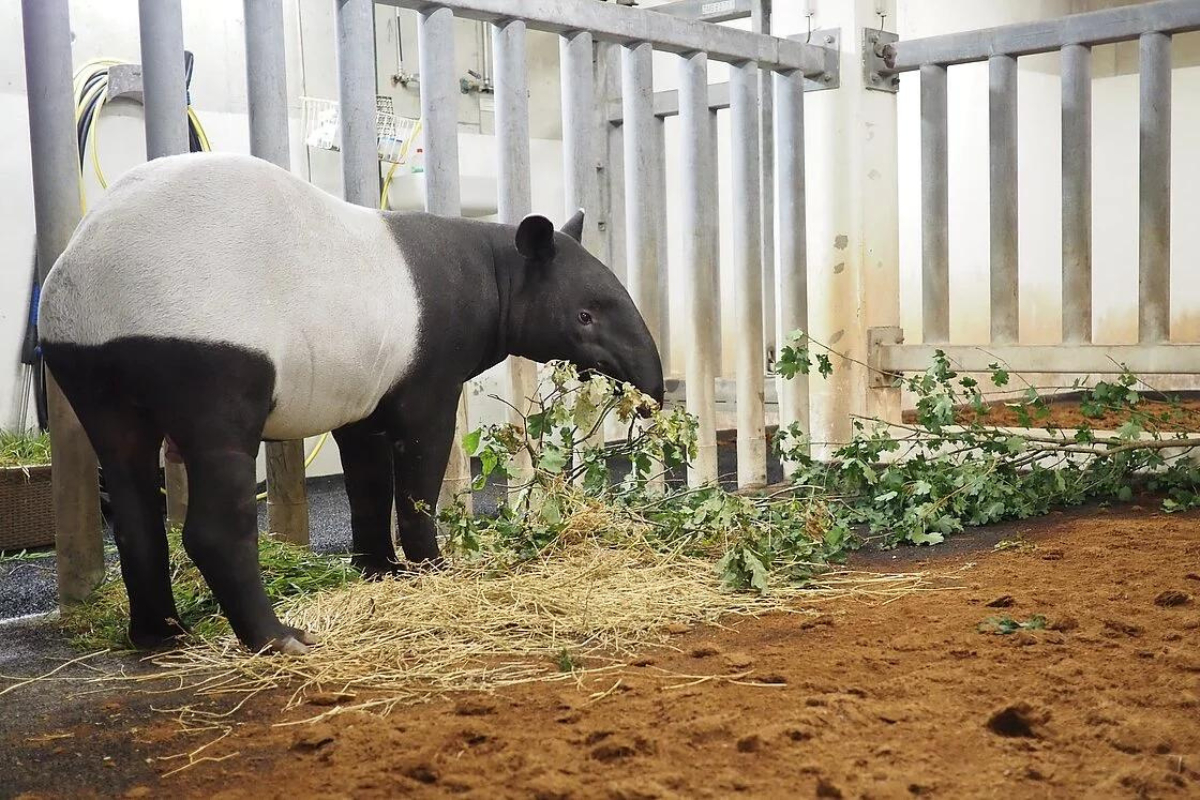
[578,310,594,326]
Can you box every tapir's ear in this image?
[515,214,556,260]
[561,208,585,243]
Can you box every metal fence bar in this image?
[418,6,473,511]
[876,343,1200,376]
[493,18,538,498]
[622,43,663,350]
[561,30,597,244]
[1139,31,1171,345]
[730,61,766,488]
[138,0,190,528]
[920,63,949,344]
[885,0,1200,72]
[138,0,189,159]
[337,0,379,209]
[246,0,309,547]
[707,107,723,376]
[989,54,1019,344]
[380,0,826,73]
[680,50,717,486]
[774,68,808,453]
[21,0,105,603]
[1061,43,1092,345]
[653,115,672,377]
[757,0,776,367]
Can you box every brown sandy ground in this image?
[7,504,1195,800]
[902,396,1200,433]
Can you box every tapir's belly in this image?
[38,154,423,440]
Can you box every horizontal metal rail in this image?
[875,343,1200,376]
[884,0,1200,71]
[380,0,826,72]
[651,0,753,25]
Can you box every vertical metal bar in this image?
[244,0,291,168]
[246,0,309,546]
[774,68,808,452]
[730,61,766,488]
[1139,31,1171,344]
[596,42,622,275]
[753,0,776,369]
[1061,43,1092,345]
[989,54,1019,344]
[139,0,190,527]
[138,0,189,159]
[623,43,666,492]
[336,0,378,209]
[419,6,472,511]
[21,0,105,603]
[622,43,663,349]
[920,63,949,344]
[561,30,597,247]
[493,17,537,497]
[708,107,723,377]
[653,115,671,377]
[680,50,717,486]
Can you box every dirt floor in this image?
[4,502,1198,800]
[901,395,1200,433]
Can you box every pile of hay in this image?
[143,541,943,721]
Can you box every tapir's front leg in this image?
[333,422,399,578]
[388,386,463,566]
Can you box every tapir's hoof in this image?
[352,555,403,580]
[264,626,318,656]
[129,618,189,650]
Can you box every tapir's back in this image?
[39,152,422,439]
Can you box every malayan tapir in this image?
[38,152,664,655]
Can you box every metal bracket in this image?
[106,50,195,104]
[863,28,900,93]
[106,63,144,103]
[868,325,905,388]
[788,29,840,92]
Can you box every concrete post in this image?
[21,0,106,603]
[800,0,900,457]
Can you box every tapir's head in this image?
[507,210,665,409]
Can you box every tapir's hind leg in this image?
[41,344,181,647]
[92,412,183,647]
[332,422,400,578]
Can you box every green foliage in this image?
[444,363,848,592]
[977,614,1048,635]
[555,648,579,672]
[772,334,1200,548]
[0,429,51,468]
[64,530,359,650]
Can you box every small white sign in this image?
[701,0,736,16]
[479,95,495,113]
